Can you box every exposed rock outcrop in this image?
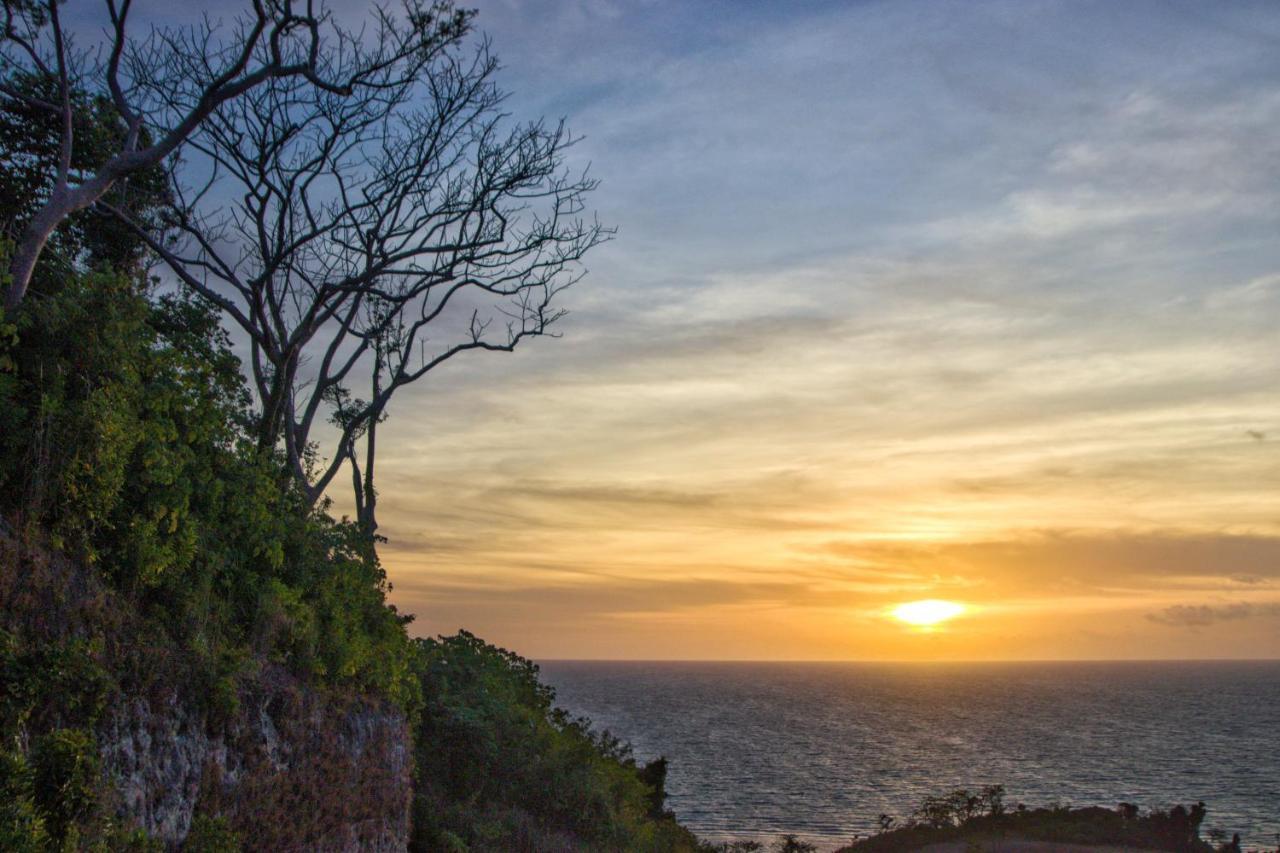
[100,677,410,850]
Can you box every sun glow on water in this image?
[891,599,966,627]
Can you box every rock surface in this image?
[99,680,411,851]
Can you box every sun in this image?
[891,599,966,627]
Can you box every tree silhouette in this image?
[111,8,607,529]
[1,0,469,308]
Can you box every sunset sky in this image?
[117,0,1279,660]
[353,0,1280,660]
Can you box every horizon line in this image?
[535,656,1280,664]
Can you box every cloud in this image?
[1147,602,1280,629]
[816,531,1280,595]
[344,0,1280,658]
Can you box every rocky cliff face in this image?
[100,677,411,851]
[0,531,413,851]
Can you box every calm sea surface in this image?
[538,661,1280,850]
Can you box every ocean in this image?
[538,660,1280,850]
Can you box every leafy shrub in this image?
[912,785,1005,828]
[30,728,100,845]
[0,748,50,852]
[182,814,242,852]
[410,631,699,852]
[0,631,111,737]
[0,727,158,851]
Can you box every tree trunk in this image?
[360,348,382,534]
[5,196,74,310]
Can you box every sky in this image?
[90,0,1280,660]
[349,0,1280,661]
[358,0,1280,661]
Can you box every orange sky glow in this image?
[325,0,1280,661]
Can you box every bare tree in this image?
[114,23,608,531]
[0,0,469,309]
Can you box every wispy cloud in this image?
[1148,602,1280,629]
[313,0,1280,659]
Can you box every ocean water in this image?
[538,660,1280,850]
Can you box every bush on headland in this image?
[838,785,1253,853]
[411,630,701,852]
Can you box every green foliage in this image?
[0,268,152,559]
[0,631,112,739]
[0,263,278,598]
[0,748,51,852]
[0,72,170,277]
[0,255,416,706]
[269,512,420,708]
[181,815,242,852]
[31,728,100,845]
[0,731,160,852]
[0,627,161,849]
[410,631,699,852]
[0,630,98,847]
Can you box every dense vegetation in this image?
[0,257,418,693]
[838,786,1249,853]
[412,631,701,852]
[0,243,707,850]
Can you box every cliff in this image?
[0,528,412,850]
[100,676,410,849]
